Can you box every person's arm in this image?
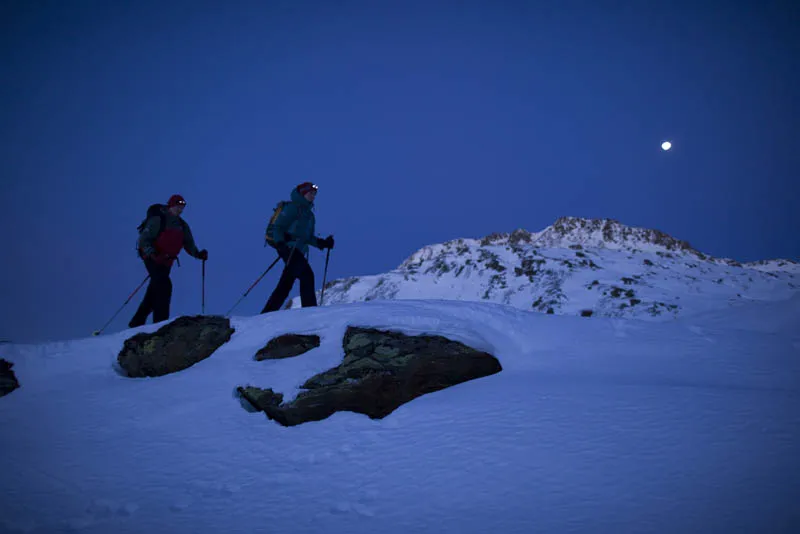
[182,221,204,259]
[309,215,325,249]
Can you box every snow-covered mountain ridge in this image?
[292,217,798,319]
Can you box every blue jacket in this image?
[268,187,323,255]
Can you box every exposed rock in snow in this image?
[238,326,501,426]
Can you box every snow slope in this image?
[1,297,799,534]
[294,217,799,319]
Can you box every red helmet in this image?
[167,194,186,207]
[296,182,318,195]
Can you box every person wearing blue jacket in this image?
[262,182,334,313]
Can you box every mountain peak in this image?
[533,216,698,254]
[472,217,697,254]
[295,215,798,320]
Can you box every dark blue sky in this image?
[1,0,798,343]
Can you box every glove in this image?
[197,249,208,261]
[319,235,335,250]
[275,242,291,258]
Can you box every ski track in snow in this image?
[687,325,716,343]
[1,299,799,534]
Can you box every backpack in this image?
[264,201,290,248]
[135,204,168,255]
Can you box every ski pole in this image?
[225,255,282,316]
[93,275,150,336]
[201,259,206,314]
[320,248,331,306]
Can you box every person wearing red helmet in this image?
[262,182,334,313]
[129,194,208,327]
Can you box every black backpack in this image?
[138,204,168,233]
[135,204,168,255]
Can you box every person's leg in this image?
[150,263,173,323]
[296,255,317,307]
[129,259,160,327]
[261,248,299,313]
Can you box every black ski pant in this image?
[261,247,316,313]
[129,258,173,327]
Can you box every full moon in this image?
[661,141,672,151]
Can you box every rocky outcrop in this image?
[118,315,235,378]
[238,326,502,426]
[1,359,20,397]
[544,217,697,253]
[254,334,320,361]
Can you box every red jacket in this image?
[138,212,201,266]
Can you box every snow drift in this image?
[1,297,799,534]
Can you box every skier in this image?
[261,182,334,313]
[129,194,208,327]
